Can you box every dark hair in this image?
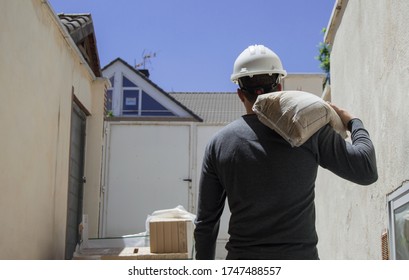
[238,74,280,103]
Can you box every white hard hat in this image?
[231,44,287,84]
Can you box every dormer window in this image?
[121,75,175,116]
[102,58,201,121]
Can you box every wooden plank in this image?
[171,221,179,253]
[156,222,164,253]
[149,222,157,253]
[164,222,172,253]
[178,221,187,253]
[73,247,188,260]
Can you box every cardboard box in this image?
[149,219,193,254]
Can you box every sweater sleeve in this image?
[194,142,226,259]
[315,118,378,185]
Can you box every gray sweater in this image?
[194,115,378,260]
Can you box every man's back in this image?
[199,114,319,259]
[195,114,377,259]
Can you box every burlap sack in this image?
[252,90,347,147]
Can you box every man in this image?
[194,45,378,260]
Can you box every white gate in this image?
[101,122,192,237]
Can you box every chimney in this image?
[139,69,150,78]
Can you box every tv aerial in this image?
[135,50,157,70]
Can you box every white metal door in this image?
[102,123,191,237]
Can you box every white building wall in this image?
[315,0,409,259]
[283,73,325,97]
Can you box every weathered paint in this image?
[0,0,107,259]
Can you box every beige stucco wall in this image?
[315,0,409,259]
[0,0,107,259]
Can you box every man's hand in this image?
[328,102,356,128]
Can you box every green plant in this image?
[106,110,114,117]
[316,28,331,74]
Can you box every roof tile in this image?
[170,92,245,124]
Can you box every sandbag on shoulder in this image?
[252,90,347,147]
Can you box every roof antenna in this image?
[135,50,157,69]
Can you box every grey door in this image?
[65,102,87,259]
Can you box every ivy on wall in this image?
[316,28,331,74]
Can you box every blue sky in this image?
[49,0,335,92]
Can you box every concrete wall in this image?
[0,0,107,259]
[315,0,409,259]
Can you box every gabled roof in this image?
[58,13,102,77]
[170,92,244,124]
[102,58,203,122]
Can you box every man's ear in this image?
[237,89,245,102]
[276,83,282,91]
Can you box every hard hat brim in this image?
[231,70,287,84]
